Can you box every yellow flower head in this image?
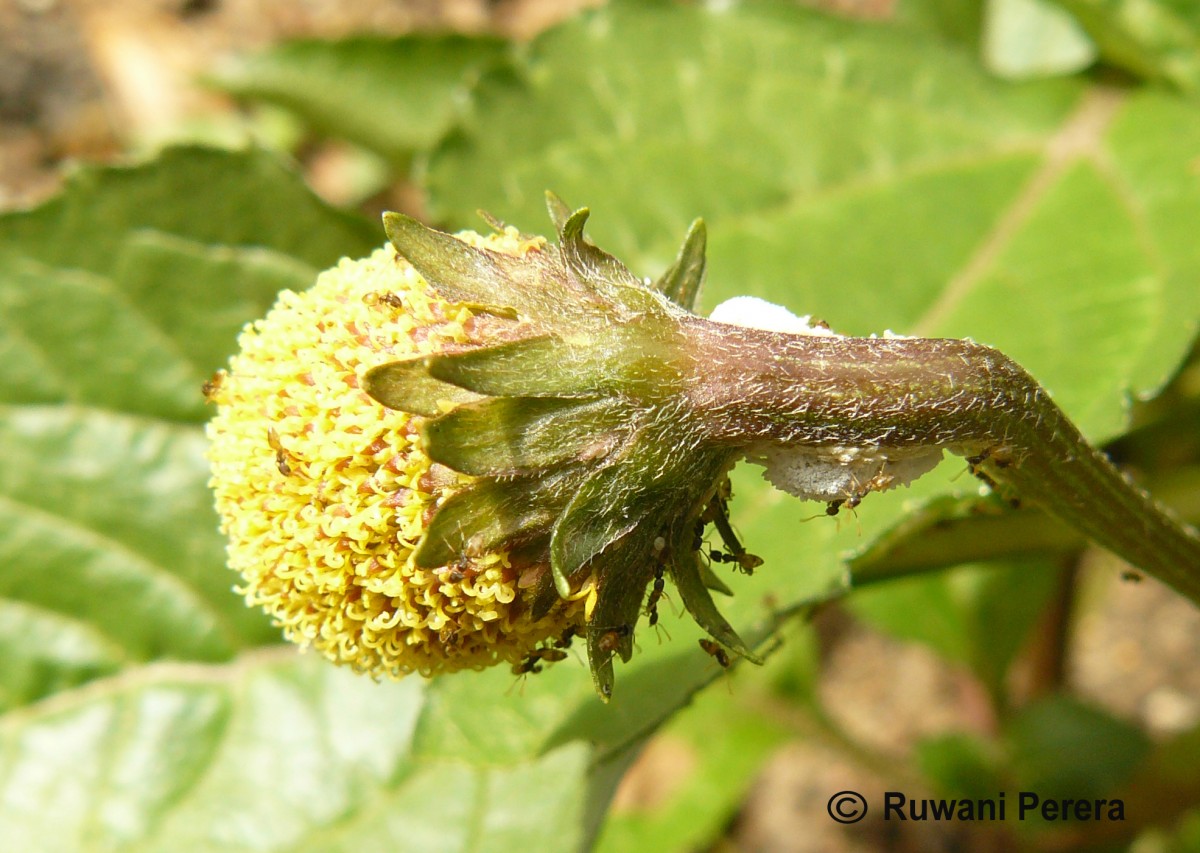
[205,230,588,678]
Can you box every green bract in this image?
[365,195,759,699]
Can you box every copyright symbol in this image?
[828,790,867,824]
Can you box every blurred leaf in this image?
[895,0,989,48]
[847,559,1063,697]
[0,146,376,276]
[1006,695,1151,800]
[594,691,790,853]
[0,655,592,853]
[0,147,377,710]
[1115,723,1200,833]
[0,605,784,850]
[983,0,1097,79]
[917,732,1004,800]
[211,36,510,162]
[1050,0,1200,94]
[112,231,318,380]
[848,494,1081,578]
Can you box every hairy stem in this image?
[687,317,1200,605]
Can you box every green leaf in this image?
[426,333,673,398]
[549,452,659,596]
[1049,0,1200,94]
[847,559,1063,697]
[667,550,758,663]
[594,691,790,853]
[384,211,555,314]
[0,655,590,852]
[0,146,377,275]
[0,409,274,675]
[916,732,1004,801]
[1006,695,1151,800]
[362,356,485,416]
[428,0,1080,277]
[0,147,376,709]
[0,603,779,851]
[111,231,317,379]
[210,35,510,162]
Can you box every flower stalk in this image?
[686,321,1200,603]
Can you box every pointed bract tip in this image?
[545,190,572,232]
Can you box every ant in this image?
[646,565,667,627]
[438,622,461,648]
[708,548,764,574]
[701,494,762,575]
[698,639,730,668]
[440,554,474,584]
[267,427,292,476]
[965,445,1015,488]
[201,370,225,403]
[378,292,405,309]
[511,646,569,676]
[823,466,899,518]
[554,625,578,650]
[824,491,865,516]
[595,624,632,654]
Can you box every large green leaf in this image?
[0,148,377,712]
[210,36,511,162]
[0,603,782,850]
[0,146,376,276]
[1006,695,1151,801]
[0,655,590,852]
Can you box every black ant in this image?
[701,496,762,575]
[646,566,666,627]
[554,625,578,649]
[511,646,568,677]
[440,554,473,584]
[708,548,764,574]
[966,445,1015,487]
[824,490,866,516]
